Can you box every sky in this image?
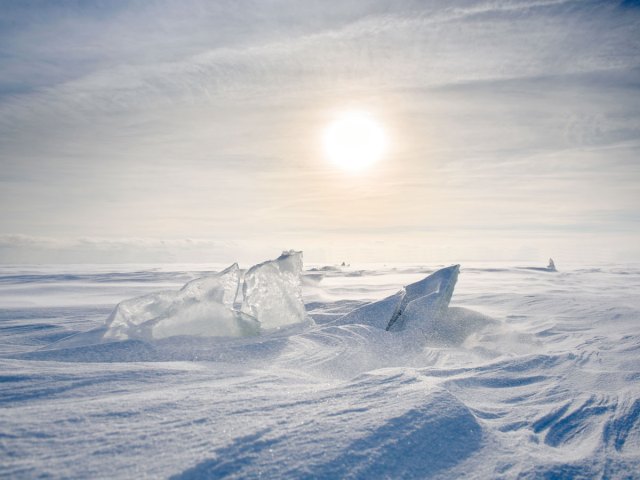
[0,0,639,264]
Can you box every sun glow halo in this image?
[323,111,387,171]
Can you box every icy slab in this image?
[335,265,460,333]
[147,301,260,339]
[241,250,309,330]
[387,264,459,332]
[332,290,405,330]
[102,252,310,341]
[104,263,259,340]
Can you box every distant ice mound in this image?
[519,258,558,272]
[104,251,309,340]
[334,265,460,332]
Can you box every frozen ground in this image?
[1,261,639,479]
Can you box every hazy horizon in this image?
[1,0,639,264]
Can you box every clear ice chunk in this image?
[332,290,405,330]
[334,265,460,333]
[104,263,258,340]
[148,302,259,339]
[241,250,309,330]
[387,265,459,332]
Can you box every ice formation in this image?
[520,259,559,272]
[241,250,307,330]
[334,265,460,332]
[102,255,458,341]
[387,264,459,331]
[103,251,309,340]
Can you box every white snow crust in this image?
[1,260,639,479]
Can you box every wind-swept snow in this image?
[1,261,639,478]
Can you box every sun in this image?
[323,111,388,171]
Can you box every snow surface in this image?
[1,261,640,478]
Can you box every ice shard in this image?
[103,252,310,340]
[241,250,309,330]
[332,290,405,330]
[387,265,459,332]
[334,265,460,332]
[104,263,259,340]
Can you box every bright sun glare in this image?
[323,111,388,172]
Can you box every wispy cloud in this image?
[0,0,639,263]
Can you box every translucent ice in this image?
[334,265,460,333]
[387,264,459,331]
[103,252,310,340]
[104,263,259,340]
[332,290,405,330]
[241,250,309,330]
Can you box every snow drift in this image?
[3,262,640,478]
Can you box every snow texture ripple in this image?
[1,260,639,479]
